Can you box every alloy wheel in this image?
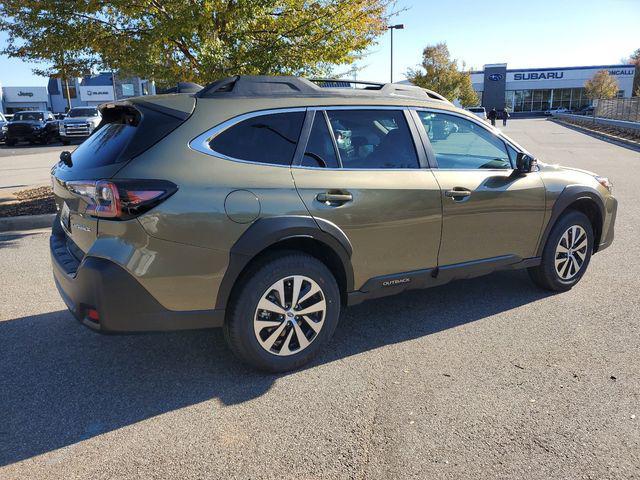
[254,275,326,356]
[554,225,588,280]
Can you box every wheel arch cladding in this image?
[538,186,605,256]
[214,216,354,310]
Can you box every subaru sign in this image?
[488,73,504,81]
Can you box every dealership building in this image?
[471,63,637,113]
[0,72,155,114]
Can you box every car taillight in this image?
[66,179,177,220]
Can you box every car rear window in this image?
[70,123,137,168]
[209,112,304,165]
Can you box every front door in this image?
[291,108,442,289]
[415,110,546,266]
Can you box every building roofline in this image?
[470,64,635,75]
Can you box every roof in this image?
[195,75,451,104]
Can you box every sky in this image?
[0,0,638,87]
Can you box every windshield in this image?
[68,108,99,118]
[14,112,44,121]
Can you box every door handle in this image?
[444,188,472,199]
[316,192,353,205]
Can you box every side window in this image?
[418,111,512,169]
[209,111,304,165]
[326,109,419,169]
[301,112,340,168]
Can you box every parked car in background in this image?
[577,105,595,115]
[5,111,59,145]
[0,112,8,143]
[50,75,616,372]
[60,107,102,145]
[544,107,571,116]
[467,106,487,120]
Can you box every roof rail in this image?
[195,75,450,103]
[310,78,385,90]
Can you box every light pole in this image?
[388,24,404,83]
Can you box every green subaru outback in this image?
[50,76,617,371]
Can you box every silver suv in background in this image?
[60,107,102,145]
[466,106,487,120]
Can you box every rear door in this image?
[413,109,546,266]
[291,108,442,289]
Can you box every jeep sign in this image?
[2,86,49,103]
[79,86,114,102]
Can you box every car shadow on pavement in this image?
[0,232,43,249]
[0,269,552,466]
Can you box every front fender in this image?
[536,185,606,256]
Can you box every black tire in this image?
[224,251,341,372]
[528,210,594,291]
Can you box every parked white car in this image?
[544,107,571,116]
[466,106,487,120]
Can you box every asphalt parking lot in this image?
[1,118,638,479]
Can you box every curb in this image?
[551,119,640,151]
[0,213,55,233]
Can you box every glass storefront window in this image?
[504,91,514,110]
[522,90,532,112]
[514,90,524,112]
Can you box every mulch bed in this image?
[0,186,56,218]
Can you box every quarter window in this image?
[209,111,304,165]
[418,111,512,169]
[325,110,419,169]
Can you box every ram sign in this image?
[79,86,114,102]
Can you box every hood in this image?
[537,161,598,178]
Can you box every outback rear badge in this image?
[72,223,91,232]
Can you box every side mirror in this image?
[59,150,72,167]
[516,152,536,173]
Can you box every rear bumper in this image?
[50,222,224,333]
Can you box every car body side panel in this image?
[90,219,228,311]
[116,99,311,252]
[292,168,442,289]
[432,170,546,264]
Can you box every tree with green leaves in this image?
[406,42,478,107]
[584,70,619,101]
[626,48,640,97]
[0,0,396,89]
